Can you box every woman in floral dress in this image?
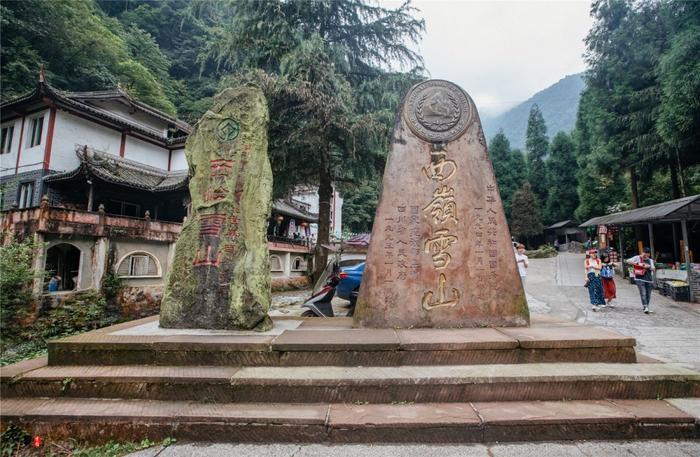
[585,250,605,311]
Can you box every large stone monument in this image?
[160,86,273,331]
[354,80,529,328]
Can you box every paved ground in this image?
[128,253,700,456]
[131,440,700,456]
[534,253,700,371]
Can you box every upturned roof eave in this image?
[1,81,191,145]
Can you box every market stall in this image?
[580,195,700,302]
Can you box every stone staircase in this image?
[2,315,699,444]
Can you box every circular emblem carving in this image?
[404,80,473,143]
[216,118,240,142]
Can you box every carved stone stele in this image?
[160,86,273,331]
[354,80,529,329]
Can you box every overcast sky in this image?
[385,0,595,117]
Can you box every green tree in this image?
[656,1,700,196]
[97,0,220,122]
[489,131,526,221]
[340,180,380,233]
[581,0,676,208]
[525,104,549,206]
[510,182,543,248]
[0,0,176,114]
[574,89,629,222]
[0,237,38,355]
[195,0,425,276]
[545,132,579,224]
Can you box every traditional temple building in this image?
[0,76,319,311]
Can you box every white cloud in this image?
[382,0,594,116]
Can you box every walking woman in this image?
[600,253,616,308]
[585,250,605,311]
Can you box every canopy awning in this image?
[579,195,700,227]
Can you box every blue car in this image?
[336,261,365,302]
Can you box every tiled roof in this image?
[44,146,188,192]
[272,199,318,223]
[45,148,323,218]
[345,233,371,247]
[1,79,190,145]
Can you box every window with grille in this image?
[117,253,159,277]
[1,126,14,154]
[18,182,34,209]
[270,255,283,272]
[27,116,44,148]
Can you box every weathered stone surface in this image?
[160,87,273,330]
[354,80,528,328]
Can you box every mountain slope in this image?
[482,73,586,149]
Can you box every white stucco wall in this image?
[112,240,172,287]
[16,109,50,174]
[293,191,320,214]
[290,188,343,238]
[333,192,343,238]
[0,117,23,177]
[123,136,169,170]
[86,100,169,136]
[169,148,188,171]
[50,111,122,171]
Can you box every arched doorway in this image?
[45,243,81,292]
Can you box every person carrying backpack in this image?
[600,253,616,308]
[626,247,655,314]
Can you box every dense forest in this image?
[490,0,700,243]
[1,0,699,245]
[1,0,424,273]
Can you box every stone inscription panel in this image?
[354,80,529,329]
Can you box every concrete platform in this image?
[46,315,637,366]
[3,362,699,403]
[3,315,698,446]
[2,398,697,444]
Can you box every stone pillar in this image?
[354,80,529,329]
[92,237,109,290]
[283,252,292,278]
[31,232,46,297]
[160,87,273,330]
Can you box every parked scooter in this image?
[301,254,355,317]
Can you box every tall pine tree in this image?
[194,0,425,277]
[489,131,526,221]
[525,104,549,207]
[545,132,579,224]
[510,182,543,249]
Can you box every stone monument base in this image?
[2,315,699,445]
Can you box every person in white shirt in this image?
[626,247,655,314]
[515,243,529,284]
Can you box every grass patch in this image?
[0,424,176,457]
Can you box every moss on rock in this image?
[160,86,273,330]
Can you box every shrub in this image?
[1,291,120,366]
[525,244,558,259]
[0,237,37,327]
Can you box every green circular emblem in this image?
[216,118,240,142]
